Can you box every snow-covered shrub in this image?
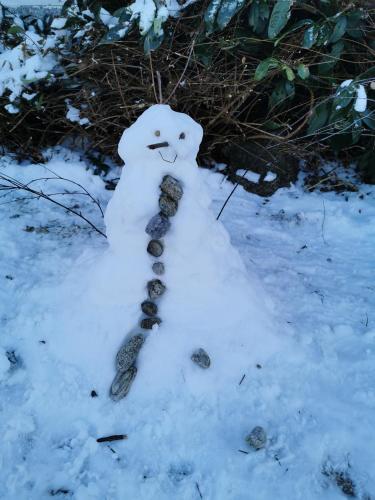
[0,0,374,184]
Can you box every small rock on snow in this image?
[141,300,158,316]
[191,348,211,369]
[147,279,166,300]
[110,366,137,401]
[116,334,145,372]
[160,175,183,202]
[159,193,178,217]
[147,239,164,257]
[152,262,165,275]
[145,214,171,239]
[245,426,267,450]
[140,317,162,329]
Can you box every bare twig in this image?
[0,173,107,238]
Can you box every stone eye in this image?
[179,132,185,140]
[155,130,160,137]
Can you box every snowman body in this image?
[102,104,277,399]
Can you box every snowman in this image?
[104,104,277,401]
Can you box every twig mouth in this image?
[158,150,177,163]
[148,141,169,150]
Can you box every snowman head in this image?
[118,105,203,165]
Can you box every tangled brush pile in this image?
[0,0,374,191]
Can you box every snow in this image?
[264,171,277,182]
[51,17,66,29]
[354,84,367,113]
[130,0,157,35]
[66,103,90,126]
[1,140,375,498]
[336,80,367,113]
[236,169,261,183]
[0,29,58,110]
[340,79,353,88]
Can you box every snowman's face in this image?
[118,105,203,165]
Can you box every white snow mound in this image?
[51,104,280,402]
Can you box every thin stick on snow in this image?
[97,434,128,443]
[0,173,107,238]
[216,170,249,221]
[195,482,203,499]
[321,199,327,245]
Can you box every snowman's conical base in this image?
[49,105,281,405]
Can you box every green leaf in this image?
[254,57,280,81]
[362,110,375,130]
[248,0,270,34]
[7,25,24,35]
[248,1,259,30]
[329,15,347,44]
[216,0,246,30]
[318,39,344,74]
[346,10,363,40]
[144,25,164,54]
[269,79,295,109]
[113,7,132,23]
[352,121,362,144]
[204,0,222,34]
[307,103,330,134]
[268,0,292,39]
[302,25,317,49]
[274,18,313,46]
[316,23,332,47]
[297,63,309,80]
[99,21,132,44]
[284,65,295,81]
[332,82,357,112]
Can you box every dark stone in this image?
[160,175,183,202]
[91,390,98,398]
[140,317,162,330]
[141,300,158,316]
[145,214,170,239]
[245,426,267,450]
[147,279,166,300]
[147,239,163,257]
[152,262,165,275]
[191,348,211,369]
[116,334,145,372]
[159,193,178,217]
[110,366,137,401]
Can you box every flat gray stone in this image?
[110,366,137,401]
[145,214,171,239]
[140,317,162,329]
[116,334,145,372]
[147,239,164,257]
[141,300,158,316]
[191,348,211,369]
[245,426,267,450]
[147,279,166,300]
[152,262,165,275]
[160,175,183,202]
[159,193,178,217]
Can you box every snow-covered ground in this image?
[1,1,62,7]
[0,148,374,499]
